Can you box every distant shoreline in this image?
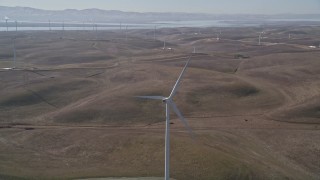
[1,19,320,32]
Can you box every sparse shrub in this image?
[234,54,250,59]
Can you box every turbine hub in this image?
[162,98,169,103]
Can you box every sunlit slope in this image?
[0,128,312,180]
[0,28,319,180]
[0,59,285,125]
[237,51,320,123]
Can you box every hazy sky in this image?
[0,0,319,14]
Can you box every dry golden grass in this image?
[0,26,320,179]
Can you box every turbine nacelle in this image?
[136,56,193,136]
[162,97,170,103]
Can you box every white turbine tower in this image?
[137,56,194,180]
[1,38,16,70]
[95,23,98,39]
[7,38,16,69]
[15,20,17,32]
[92,20,95,31]
[5,16,9,32]
[259,31,264,46]
[154,26,157,41]
[61,21,65,38]
[258,32,262,45]
[13,38,16,69]
[125,25,128,41]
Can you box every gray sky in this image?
[0,0,319,14]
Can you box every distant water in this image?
[152,20,255,27]
[0,20,258,31]
[1,19,319,31]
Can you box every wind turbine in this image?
[5,16,9,32]
[61,21,65,38]
[1,38,16,70]
[258,32,262,45]
[92,20,95,31]
[12,38,16,69]
[154,26,157,41]
[136,56,194,180]
[125,25,128,41]
[95,23,98,39]
[15,20,17,32]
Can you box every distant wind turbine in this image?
[95,24,98,39]
[13,38,16,69]
[125,25,128,41]
[5,16,9,32]
[15,20,18,32]
[92,20,95,31]
[258,32,262,45]
[136,56,194,180]
[1,38,16,70]
[154,26,157,41]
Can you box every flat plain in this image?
[0,26,319,180]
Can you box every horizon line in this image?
[2,5,320,16]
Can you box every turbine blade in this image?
[135,96,164,100]
[169,101,195,138]
[169,56,192,99]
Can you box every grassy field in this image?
[0,26,320,179]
